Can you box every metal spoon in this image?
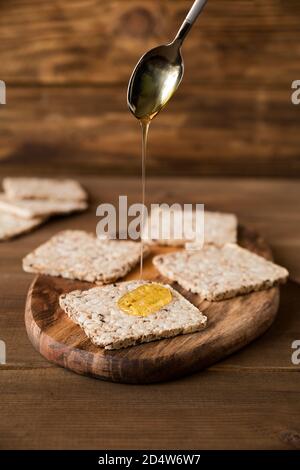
[127,0,208,121]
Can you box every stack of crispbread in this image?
[0,212,44,241]
[0,177,88,241]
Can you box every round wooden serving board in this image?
[25,226,280,384]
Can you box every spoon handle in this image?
[186,0,208,24]
[174,0,208,45]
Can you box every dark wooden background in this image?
[1,0,300,177]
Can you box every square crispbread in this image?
[3,177,87,201]
[0,194,87,219]
[0,211,44,241]
[153,244,289,301]
[59,280,207,350]
[143,207,237,247]
[23,230,150,283]
[186,211,237,248]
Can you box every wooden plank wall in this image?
[1,0,300,177]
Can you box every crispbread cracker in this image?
[0,211,44,241]
[3,177,87,201]
[0,194,87,219]
[143,207,237,247]
[23,230,149,283]
[59,280,207,350]
[153,244,289,301]
[187,211,237,248]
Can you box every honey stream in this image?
[139,118,150,278]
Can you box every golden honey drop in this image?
[117,283,172,317]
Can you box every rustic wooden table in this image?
[0,176,299,450]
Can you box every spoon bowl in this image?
[127,0,208,121]
[127,42,184,121]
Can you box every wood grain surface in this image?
[0,179,299,447]
[25,226,280,384]
[1,0,300,177]
[1,85,300,178]
[1,0,300,86]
